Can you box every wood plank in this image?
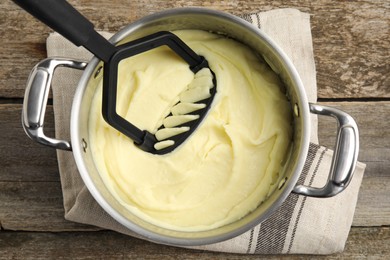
[0,227,389,259]
[0,181,98,232]
[310,1,390,99]
[0,104,59,182]
[0,101,388,230]
[0,0,388,98]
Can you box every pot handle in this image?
[22,58,87,151]
[293,103,359,197]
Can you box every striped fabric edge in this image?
[240,12,261,28]
[285,145,327,253]
[245,143,321,254]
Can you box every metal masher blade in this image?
[13,0,216,155]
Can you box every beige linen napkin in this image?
[47,8,365,254]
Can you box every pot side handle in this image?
[293,103,359,198]
[22,58,87,151]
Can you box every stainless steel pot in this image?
[22,8,359,246]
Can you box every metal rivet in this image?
[94,66,103,79]
[82,138,88,153]
[278,177,288,190]
[286,92,291,101]
[294,103,299,117]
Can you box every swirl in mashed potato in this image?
[88,30,292,231]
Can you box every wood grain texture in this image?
[0,227,389,259]
[0,0,388,98]
[0,181,98,232]
[0,105,59,182]
[0,101,388,231]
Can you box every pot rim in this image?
[70,7,310,246]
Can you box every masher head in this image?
[102,31,217,155]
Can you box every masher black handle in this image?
[13,0,115,62]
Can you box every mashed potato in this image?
[88,30,292,231]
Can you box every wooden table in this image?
[1,0,389,258]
